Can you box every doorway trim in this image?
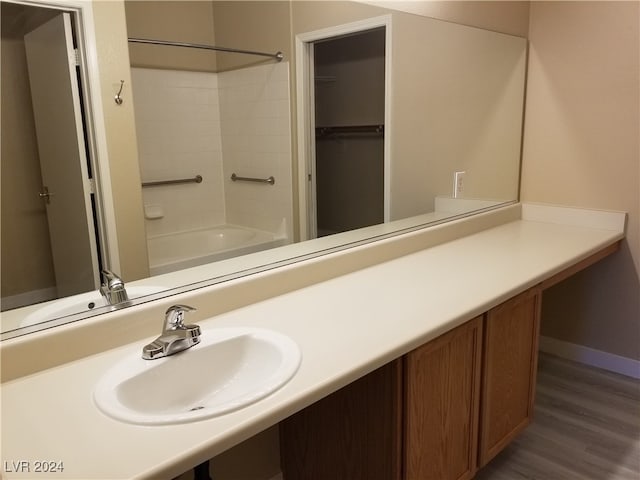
[9,0,121,274]
[295,15,392,241]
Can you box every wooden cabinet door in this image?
[404,317,483,480]
[478,288,541,467]
[280,361,403,480]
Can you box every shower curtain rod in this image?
[128,37,284,62]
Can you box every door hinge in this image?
[87,178,96,194]
[73,48,80,67]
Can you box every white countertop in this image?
[0,204,626,479]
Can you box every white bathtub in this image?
[147,225,288,276]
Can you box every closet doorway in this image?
[296,17,391,240]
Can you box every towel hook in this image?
[114,80,125,105]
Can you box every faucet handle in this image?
[164,304,197,329]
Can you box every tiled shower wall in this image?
[131,68,225,238]
[130,63,292,240]
[218,62,293,238]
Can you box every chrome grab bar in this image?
[231,173,275,185]
[142,175,203,188]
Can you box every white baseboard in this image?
[1,287,57,311]
[539,336,640,379]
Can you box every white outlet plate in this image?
[453,171,465,198]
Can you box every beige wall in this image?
[390,11,525,217]
[125,1,218,72]
[292,1,526,219]
[0,7,56,298]
[92,1,149,281]
[521,1,640,360]
[362,1,530,37]
[212,1,291,72]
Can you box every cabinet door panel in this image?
[404,317,483,480]
[280,361,402,480]
[479,288,541,466]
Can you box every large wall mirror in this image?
[0,0,527,339]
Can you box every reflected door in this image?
[24,13,100,297]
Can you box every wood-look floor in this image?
[476,353,640,480]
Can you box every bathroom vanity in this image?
[281,287,542,479]
[0,203,625,479]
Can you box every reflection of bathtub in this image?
[147,225,288,276]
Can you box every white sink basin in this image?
[20,286,165,327]
[93,327,301,425]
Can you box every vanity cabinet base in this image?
[280,289,541,480]
[280,361,403,480]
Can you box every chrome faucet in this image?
[142,305,201,360]
[100,269,130,305]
